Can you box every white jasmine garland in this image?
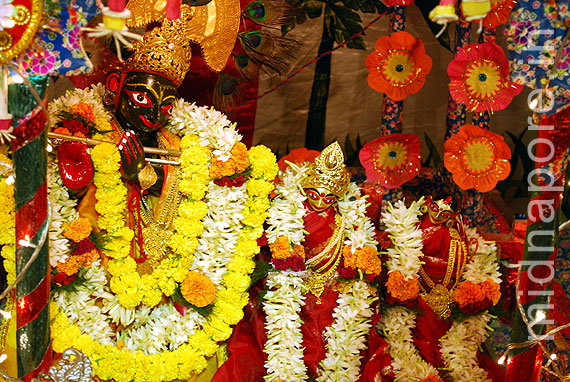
[47,158,79,266]
[380,306,439,381]
[167,99,241,161]
[382,198,425,279]
[191,182,247,286]
[263,271,308,382]
[338,183,377,251]
[462,228,501,284]
[439,313,493,382]
[48,84,110,126]
[318,280,377,382]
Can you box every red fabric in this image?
[419,218,453,284]
[505,345,542,382]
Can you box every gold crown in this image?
[302,142,351,197]
[125,5,194,84]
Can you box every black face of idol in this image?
[115,72,177,135]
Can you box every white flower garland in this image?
[379,306,439,381]
[48,84,110,126]
[338,183,378,251]
[263,271,308,382]
[439,313,492,382]
[47,158,79,266]
[167,99,241,162]
[380,198,500,382]
[191,182,247,286]
[381,197,425,279]
[318,280,377,382]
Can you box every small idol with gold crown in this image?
[46,3,280,381]
[213,142,388,382]
[377,196,504,382]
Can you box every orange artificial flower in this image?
[269,236,292,260]
[343,246,382,276]
[277,147,320,172]
[386,271,420,302]
[481,278,501,305]
[454,280,486,307]
[53,127,72,136]
[63,217,93,243]
[444,124,511,192]
[209,142,250,178]
[70,102,96,121]
[180,271,217,307]
[365,31,432,101]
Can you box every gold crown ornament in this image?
[302,142,351,197]
[126,0,240,72]
[125,4,194,83]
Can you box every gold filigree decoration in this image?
[421,284,454,319]
[13,5,31,25]
[1,0,42,62]
[301,142,351,197]
[0,32,13,50]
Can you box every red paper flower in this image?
[482,0,517,28]
[359,133,421,189]
[278,147,320,172]
[365,31,432,101]
[444,124,511,192]
[448,42,522,113]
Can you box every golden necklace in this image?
[418,227,469,318]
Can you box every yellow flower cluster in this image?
[1,245,15,284]
[343,246,382,276]
[181,271,217,307]
[179,135,210,199]
[247,145,279,180]
[50,143,277,382]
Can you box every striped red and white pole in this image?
[11,107,52,380]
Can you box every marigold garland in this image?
[62,217,92,243]
[386,270,420,302]
[342,246,382,276]
[49,96,278,381]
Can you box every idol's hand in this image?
[118,130,146,182]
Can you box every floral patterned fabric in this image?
[506,0,570,116]
[12,0,97,77]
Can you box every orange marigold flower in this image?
[269,236,292,260]
[63,217,93,243]
[70,103,96,121]
[481,278,501,305]
[293,244,306,260]
[454,280,486,307]
[386,271,420,302]
[343,246,382,276]
[56,256,82,276]
[181,271,217,307]
[209,142,250,178]
[53,127,72,136]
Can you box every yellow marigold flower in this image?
[107,256,136,276]
[63,217,92,243]
[248,145,278,179]
[386,271,420,302]
[91,142,121,174]
[227,256,255,274]
[181,271,217,307]
[246,178,275,197]
[70,102,95,121]
[140,274,163,307]
[203,315,232,342]
[174,218,203,237]
[269,235,292,260]
[1,245,15,284]
[235,238,260,257]
[188,331,218,357]
[178,200,208,220]
[223,272,250,292]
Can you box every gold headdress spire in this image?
[302,142,351,197]
[125,4,194,83]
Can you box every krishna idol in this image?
[45,3,279,381]
[213,142,388,382]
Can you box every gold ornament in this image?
[14,5,31,25]
[0,0,42,62]
[126,0,240,72]
[0,32,12,50]
[138,164,158,191]
[302,142,351,198]
[421,284,455,319]
[125,5,194,83]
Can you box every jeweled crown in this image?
[125,5,194,84]
[302,142,351,197]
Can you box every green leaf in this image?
[356,0,388,13]
[414,0,451,51]
[325,4,366,49]
[302,0,324,18]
